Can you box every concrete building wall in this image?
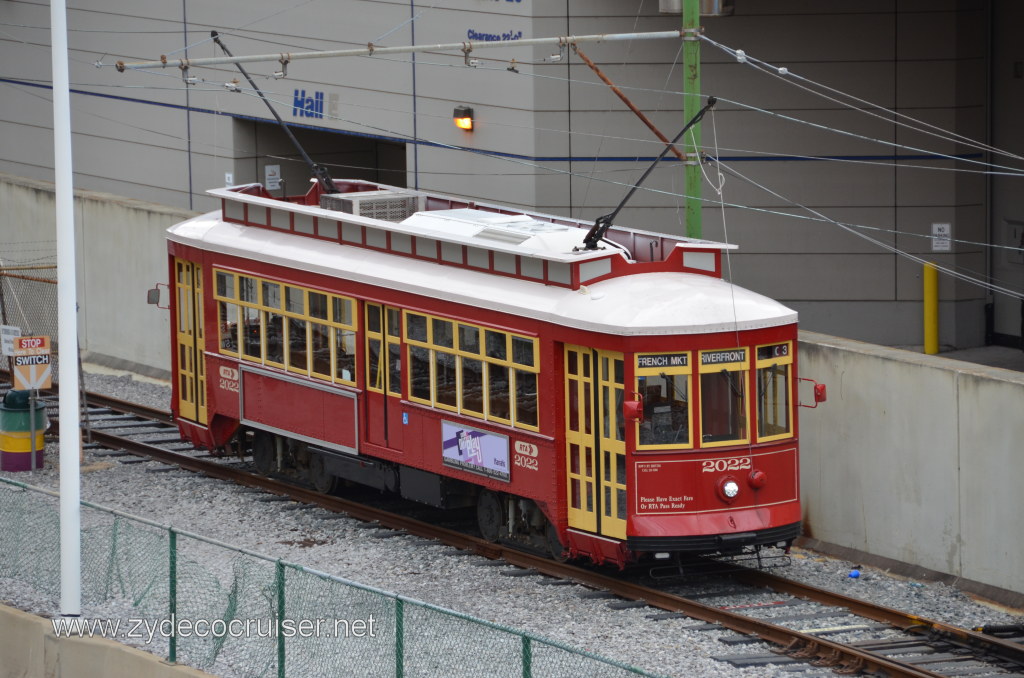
[0,173,191,377]
[798,330,1024,599]
[2,1,1015,349]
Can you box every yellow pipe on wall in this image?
[924,262,939,354]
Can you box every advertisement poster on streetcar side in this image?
[441,421,510,482]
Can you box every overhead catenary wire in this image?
[15,63,1024,180]
[711,156,1024,302]
[206,85,1024,258]
[4,5,1023,179]
[3,71,1021,263]
[7,21,1024,179]
[7,18,1024,297]
[107,30,687,72]
[165,0,324,59]
[700,34,1024,168]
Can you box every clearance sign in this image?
[12,336,52,390]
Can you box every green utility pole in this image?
[683,0,703,239]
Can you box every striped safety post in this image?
[0,390,47,471]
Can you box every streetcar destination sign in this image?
[637,353,688,368]
[701,349,746,365]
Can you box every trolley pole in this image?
[683,0,703,239]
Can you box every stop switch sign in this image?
[12,336,52,390]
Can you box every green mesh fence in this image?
[0,478,664,678]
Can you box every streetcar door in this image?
[595,350,627,540]
[174,259,207,424]
[564,346,627,540]
[365,304,404,450]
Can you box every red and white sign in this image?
[12,336,52,390]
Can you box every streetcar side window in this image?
[515,370,538,427]
[335,328,356,383]
[403,312,539,431]
[219,301,239,353]
[409,345,431,400]
[213,269,358,386]
[699,348,749,446]
[756,342,793,441]
[263,311,285,366]
[311,322,330,376]
[366,304,385,392]
[488,364,511,422]
[288,316,307,371]
[635,352,691,450]
[242,306,262,361]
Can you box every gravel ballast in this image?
[1,369,1020,678]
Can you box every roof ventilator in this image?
[320,190,424,222]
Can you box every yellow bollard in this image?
[923,262,939,354]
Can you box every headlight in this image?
[723,480,740,498]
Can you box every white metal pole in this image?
[51,0,82,617]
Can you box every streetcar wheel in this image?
[309,452,338,494]
[252,431,275,475]
[545,520,567,562]
[476,490,502,542]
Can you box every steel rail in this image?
[733,568,1024,670]
[81,421,950,678]
[76,392,174,425]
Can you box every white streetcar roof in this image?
[400,209,585,255]
[170,212,796,335]
[206,184,732,264]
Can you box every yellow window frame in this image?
[402,311,540,432]
[214,271,240,357]
[698,347,750,448]
[635,352,693,451]
[755,341,794,442]
[212,269,358,386]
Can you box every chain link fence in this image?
[0,264,61,383]
[0,477,663,678]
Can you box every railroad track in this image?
[56,391,1024,677]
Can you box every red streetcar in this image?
[166,178,806,567]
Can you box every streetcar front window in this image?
[700,371,746,443]
[700,350,749,446]
[637,374,689,447]
[699,348,749,446]
[635,352,692,450]
[755,342,793,441]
